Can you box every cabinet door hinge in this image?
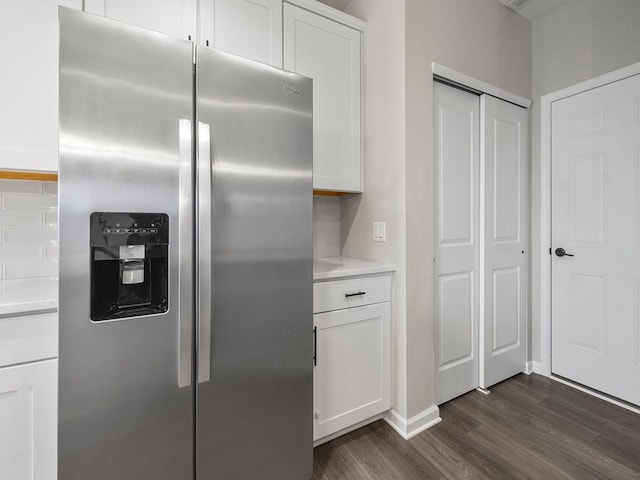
[314,411,319,420]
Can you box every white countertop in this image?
[313,257,395,281]
[0,277,58,316]
[0,259,393,313]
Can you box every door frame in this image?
[538,61,640,378]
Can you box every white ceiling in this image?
[499,0,571,21]
[316,0,351,11]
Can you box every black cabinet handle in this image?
[345,291,366,298]
[313,327,317,366]
[555,247,574,257]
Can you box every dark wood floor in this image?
[312,374,640,479]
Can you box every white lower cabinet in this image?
[0,359,57,480]
[313,274,391,443]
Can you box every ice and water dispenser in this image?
[90,212,169,321]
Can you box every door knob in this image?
[555,247,574,257]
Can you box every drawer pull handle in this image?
[345,291,366,298]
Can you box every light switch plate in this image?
[373,221,386,242]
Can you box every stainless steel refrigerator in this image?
[58,8,313,480]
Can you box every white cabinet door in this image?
[199,0,282,67]
[0,359,57,480]
[84,0,197,40]
[284,3,362,192]
[0,0,82,173]
[313,302,390,441]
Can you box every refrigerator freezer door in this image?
[58,9,194,479]
[195,47,313,480]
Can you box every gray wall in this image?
[530,0,640,362]
[429,0,532,98]
[343,0,409,417]
[343,0,531,420]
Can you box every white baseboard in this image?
[532,361,545,375]
[384,405,441,440]
[524,361,534,375]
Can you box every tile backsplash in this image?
[0,183,338,275]
[313,196,341,258]
[0,180,58,280]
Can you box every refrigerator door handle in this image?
[178,118,194,388]
[197,121,212,384]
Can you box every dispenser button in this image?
[119,245,145,260]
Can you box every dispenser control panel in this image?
[90,212,169,322]
[91,212,168,247]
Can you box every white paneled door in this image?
[480,95,527,389]
[552,73,640,406]
[434,83,480,404]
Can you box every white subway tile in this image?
[3,193,58,210]
[0,244,42,262]
[0,180,42,194]
[3,259,58,279]
[0,211,43,228]
[43,182,58,196]
[0,180,59,280]
[44,210,58,228]
[45,243,59,260]
[3,228,58,245]
[313,196,341,258]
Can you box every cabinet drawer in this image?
[313,275,390,314]
[0,312,57,368]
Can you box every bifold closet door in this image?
[434,82,480,405]
[480,94,527,389]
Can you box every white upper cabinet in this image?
[0,0,82,173]
[284,2,363,192]
[84,0,197,40]
[199,0,282,67]
[87,0,281,67]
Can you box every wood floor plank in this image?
[590,433,640,472]
[464,424,573,480]
[312,374,640,480]
[455,388,640,480]
[364,421,451,479]
[492,378,600,443]
[425,406,525,480]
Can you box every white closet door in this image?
[552,74,640,406]
[434,82,480,405]
[480,95,527,388]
